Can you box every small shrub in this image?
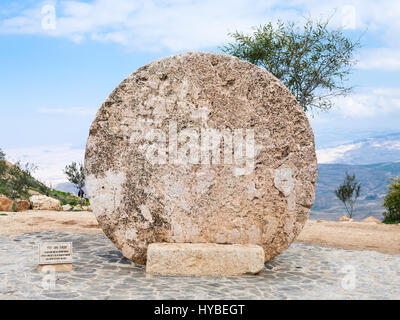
[334,172,361,218]
[0,161,6,177]
[383,177,400,224]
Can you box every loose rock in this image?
[62,204,72,212]
[362,216,382,224]
[16,200,31,212]
[339,216,354,222]
[0,196,13,212]
[29,195,61,211]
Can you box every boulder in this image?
[62,204,72,212]
[29,195,61,211]
[16,200,31,212]
[339,216,354,222]
[146,243,265,276]
[0,196,13,212]
[28,189,40,196]
[362,216,382,224]
[85,52,318,264]
[73,205,83,211]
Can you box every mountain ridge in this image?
[317,132,400,165]
[311,161,400,221]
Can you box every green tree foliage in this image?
[7,162,38,200]
[0,156,87,206]
[64,162,86,205]
[0,148,6,177]
[221,17,360,112]
[0,161,5,177]
[0,160,39,200]
[64,162,85,192]
[334,172,361,218]
[382,177,400,224]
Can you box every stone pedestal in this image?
[146,243,265,276]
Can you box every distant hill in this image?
[55,182,86,196]
[54,133,399,220]
[54,163,399,221]
[55,182,77,195]
[311,162,400,221]
[54,163,400,221]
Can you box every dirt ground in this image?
[1,211,399,255]
[296,219,400,255]
[0,210,102,236]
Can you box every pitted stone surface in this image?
[85,52,317,264]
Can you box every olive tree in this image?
[383,177,400,224]
[64,162,86,203]
[334,172,361,218]
[0,148,6,177]
[222,17,360,112]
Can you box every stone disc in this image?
[85,52,317,264]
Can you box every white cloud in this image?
[37,107,97,116]
[357,48,400,71]
[1,0,399,71]
[0,0,283,50]
[331,87,400,118]
[4,145,85,187]
[316,143,361,163]
[1,0,400,68]
[371,140,400,150]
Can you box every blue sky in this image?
[1,0,400,185]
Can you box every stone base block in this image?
[146,243,265,276]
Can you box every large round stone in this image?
[85,52,317,264]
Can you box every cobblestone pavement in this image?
[0,231,399,300]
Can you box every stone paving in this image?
[0,231,399,300]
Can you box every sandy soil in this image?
[1,211,399,255]
[296,219,400,255]
[0,210,102,236]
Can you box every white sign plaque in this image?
[39,242,73,265]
